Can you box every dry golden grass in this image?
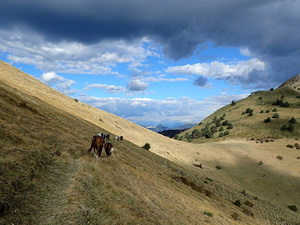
[1,60,300,224]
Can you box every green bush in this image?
[264,117,271,123]
[227,123,233,129]
[289,117,296,124]
[260,110,264,113]
[287,124,294,131]
[245,108,253,114]
[142,143,151,150]
[222,120,229,126]
[224,131,229,136]
[272,113,279,118]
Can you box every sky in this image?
[1,0,299,127]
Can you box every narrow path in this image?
[35,158,80,225]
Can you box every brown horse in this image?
[88,135,104,158]
[104,143,113,156]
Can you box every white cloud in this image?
[77,94,243,125]
[85,83,127,94]
[40,72,77,95]
[166,58,266,79]
[127,79,149,91]
[144,75,188,82]
[0,28,156,75]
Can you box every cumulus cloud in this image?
[0,28,153,76]
[78,92,248,125]
[127,79,149,91]
[85,83,127,94]
[166,58,266,85]
[40,72,77,95]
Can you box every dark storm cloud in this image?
[1,0,300,86]
[193,76,207,87]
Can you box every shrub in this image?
[231,100,236,106]
[287,144,294,148]
[219,127,224,132]
[205,130,213,138]
[216,165,222,170]
[276,155,283,160]
[289,117,297,124]
[264,117,271,123]
[210,126,217,133]
[142,143,151,150]
[233,200,242,207]
[258,96,263,100]
[287,205,298,212]
[282,102,290,107]
[295,143,300,150]
[245,108,253,114]
[272,113,280,118]
[222,120,229,126]
[204,211,214,217]
[248,111,253,116]
[272,108,277,112]
[219,133,224,137]
[227,123,233,129]
[74,98,78,102]
[224,131,230,136]
[287,124,294,131]
[260,110,264,113]
[281,125,287,131]
[265,110,270,113]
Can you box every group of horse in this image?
[88,132,123,158]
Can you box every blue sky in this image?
[1,0,299,127]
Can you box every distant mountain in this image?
[143,122,197,133]
[144,124,170,132]
[172,122,198,130]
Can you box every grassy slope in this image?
[1,61,300,224]
[179,87,300,143]
[0,72,251,224]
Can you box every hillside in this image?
[178,84,300,143]
[1,60,300,224]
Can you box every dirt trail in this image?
[35,158,80,225]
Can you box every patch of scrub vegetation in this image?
[177,85,300,142]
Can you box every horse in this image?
[104,143,114,156]
[88,135,104,158]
